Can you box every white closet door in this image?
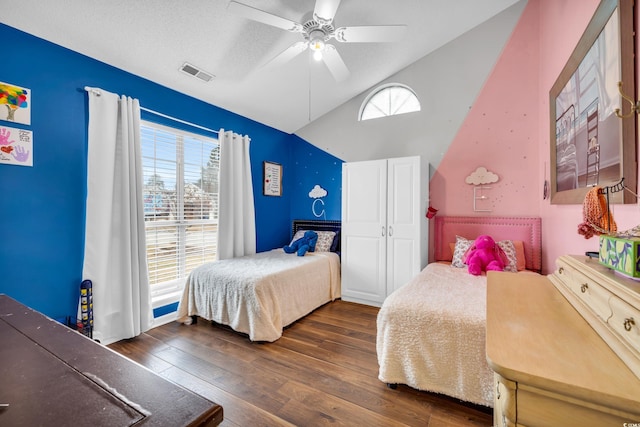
[341,160,387,304]
[386,156,421,294]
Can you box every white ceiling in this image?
[1,0,520,134]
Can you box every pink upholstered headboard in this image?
[434,216,542,273]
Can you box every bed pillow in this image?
[512,240,526,271]
[290,230,336,252]
[451,236,520,272]
[451,236,473,267]
[330,231,341,252]
[496,240,518,273]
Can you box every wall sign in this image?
[309,184,328,218]
[263,161,282,196]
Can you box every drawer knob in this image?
[580,283,588,293]
[558,267,564,274]
[496,383,501,399]
[624,317,635,332]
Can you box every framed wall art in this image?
[0,125,32,167]
[0,81,30,125]
[263,161,282,196]
[549,0,636,204]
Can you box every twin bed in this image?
[177,220,341,342]
[377,216,542,407]
[176,214,543,409]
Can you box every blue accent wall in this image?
[289,135,343,225]
[0,23,342,321]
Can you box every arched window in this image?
[359,83,421,121]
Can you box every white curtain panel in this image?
[217,129,256,260]
[83,87,153,345]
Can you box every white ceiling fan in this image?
[228,0,407,82]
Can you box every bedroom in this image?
[1,0,640,424]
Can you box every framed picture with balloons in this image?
[0,81,30,125]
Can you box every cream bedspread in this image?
[177,249,341,342]
[376,262,494,407]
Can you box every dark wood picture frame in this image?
[263,161,282,196]
[549,0,636,204]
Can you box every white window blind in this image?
[141,120,219,296]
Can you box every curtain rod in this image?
[84,86,218,135]
[140,107,218,135]
[84,86,101,95]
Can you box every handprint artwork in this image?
[0,127,15,145]
[11,145,30,163]
[0,125,32,167]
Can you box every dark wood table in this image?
[0,294,222,426]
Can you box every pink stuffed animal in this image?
[463,235,508,276]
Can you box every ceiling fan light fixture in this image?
[309,29,325,61]
[311,38,325,51]
[309,29,326,52]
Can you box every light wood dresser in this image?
[486,256,640,427]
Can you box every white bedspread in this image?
[177,249,341,342]
[376,262,494,407]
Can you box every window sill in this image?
[151,280,183,323]
[152,289,182,310]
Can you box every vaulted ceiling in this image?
[0,0,520,133]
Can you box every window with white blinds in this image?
[141,120,219,296]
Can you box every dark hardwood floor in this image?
[108,300,493,426]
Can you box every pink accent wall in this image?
[430,0,541,218]
[432,0,640,273]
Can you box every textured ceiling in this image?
[0,0,521,133]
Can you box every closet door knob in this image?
[381,226,385,237]
[388,226,393,237]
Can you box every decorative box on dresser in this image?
[486,256,640,427]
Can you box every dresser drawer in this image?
[609,295,640,354]
[556,260,612,322]
[494,374,516,427]
[517,384,637,427]
[550,255,640,380]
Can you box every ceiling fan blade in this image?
[314,0,341,22]
[335,25,407,43]
[228,1,303,32]
[322,45,349,82]
[263,41,308,69]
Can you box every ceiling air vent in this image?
[180,62,214,82]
